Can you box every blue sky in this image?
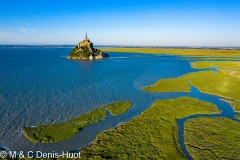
[0,0,240,46]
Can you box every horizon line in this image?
[0,44,240,48]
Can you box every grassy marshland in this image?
[23,108,107,143]
[186,70,240,101]
[142,70,240,103]
[80,97,220,159]
[180,57,240,61]
[191,61,240,110]
[101,48,240,56]
[142,76,190,92]
[224,100,240,112]
[103,101,132,116]
[191,61,240,70]
[234,114,240,120]
[184,117,240,159]
[232,101,240,112]
[23,101,132,143]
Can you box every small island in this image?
[68,33,109,60]
[23,101,131,143]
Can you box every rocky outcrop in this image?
[68,33,109,60]
[68,49,109,60]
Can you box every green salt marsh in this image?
[142,70,240,103]
[103,101,132,116]
[184,117,240,159]
[80,97,220,159]
[23,101,132,143]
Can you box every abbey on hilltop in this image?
[68,33,109,60]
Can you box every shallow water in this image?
[1,48,238,158]
[0,48,193,152]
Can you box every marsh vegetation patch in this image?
[23,101,133,143]
[184,117,240,159]
[80,97,220,159]
[103,101,132,116]
[23,108,107,143]
[101,48,240,56]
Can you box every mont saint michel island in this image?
[68,33,109,60]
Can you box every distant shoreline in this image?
[100,48,240,56]
[0,45,240,50]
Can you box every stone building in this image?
[68,32,109,60]
[78,32,94,53]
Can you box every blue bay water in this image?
[2,47,228,154]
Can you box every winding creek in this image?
[0,48,239,159]
[178,84,240,159]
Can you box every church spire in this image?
[85,32,88,39]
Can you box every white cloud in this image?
[20,28,27,32]
[20,28,36,33]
